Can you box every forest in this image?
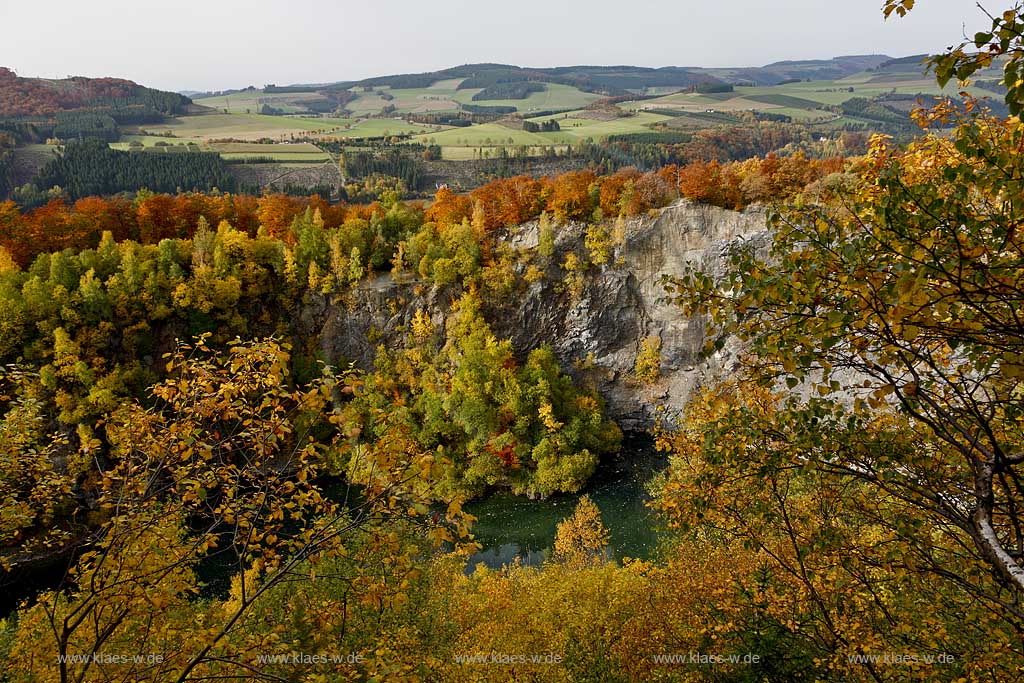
[0,68,191,119]
[24,139,237,202]
[472,82,547,101]
[1,1,1023,680]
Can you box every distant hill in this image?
[241,56,895,97]
[0,67,191,120]
[318,63,722,97]
[694,55,893,85]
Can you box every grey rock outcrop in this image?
[316,199,769,430]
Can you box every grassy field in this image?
[345,86,462,116]
[407,111,671,150]
[342,81,602,116]
[128,112,355,142]
[208,142,329,161]
[220,152,330,162]
[451,83,602,113]
[744,93,825,109]
[325,118,445,138]
[543,112,673,141]
[626,68,1006,119]
[194,90,329,114]
[410,123,554,147]
[110,137,331,161]
[131,112,447,143]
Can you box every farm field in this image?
[409,122,555,147]
[219,152,330,162]
[450,83,602,112]
[209,142,329,161]
[127,112,355,142]
[120,112,446,145]
[341,81,601,115]
[194,90,330,114]
[344,87,462,115]
[109,138,331,161]
[326,118,446,138]
[408,111,670,150]
[626,69,1006,119]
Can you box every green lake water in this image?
[464,433,667,571]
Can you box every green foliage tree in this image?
[886,0,1024,114]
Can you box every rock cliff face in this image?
[316,200,770,431]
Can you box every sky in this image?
[0,0,978,92]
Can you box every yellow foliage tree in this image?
[553,495,609,569]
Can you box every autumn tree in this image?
[537,211,555,259]
[553,495,610,569]
[424,185,472,227]
[4,337,471,682]
[666,108,1024,630]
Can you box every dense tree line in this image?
[407,112,474,126]
[0,132,13,197]
[28,139,236,202]
[693,82,734,93]
[522,119,560,132]
[0,155,843,268]
[342,147,423,190]
[52,111,120,142]
[460,103,518,116]
[839,96,915,125]
[471,81,546,101]
[579,121,848,172]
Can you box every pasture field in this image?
[127,112,355,142]
[408,111,671,149]
[344,88,461,115]
[342,82,600,115]
[327,118,447,138]
[114,113,445,161]
[342,82,602,116]
[110,137,330,161]
[744,93,825,109]
[450,83,603,112]
[410,123,554,147]
[208,142,329,161]
[220,152,330,162]
[194,90,329,114]
[204,142,323,154]
[627,69,1007,119]
[542,111,673,141]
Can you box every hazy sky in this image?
[1,0,978,92]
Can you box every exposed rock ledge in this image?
[312,200,770,431]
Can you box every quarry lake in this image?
[465,433,668,571]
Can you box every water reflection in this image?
[466,543,548,572]
[464,433,666,572]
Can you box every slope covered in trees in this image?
[29,139,237,200]
[0,67,191,119]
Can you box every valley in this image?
[2,1,1024,678]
